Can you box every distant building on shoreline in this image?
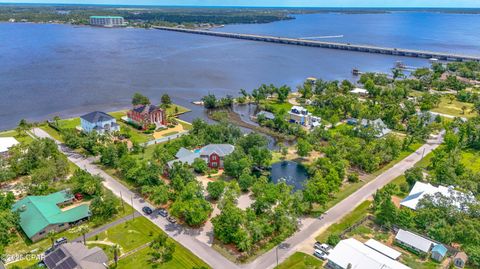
[89,16,125,27]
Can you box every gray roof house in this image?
[167,144,234,169]
[43,242,108,269]
[395,229,434,255]
[453,252,468,268]
[80,111,120,134]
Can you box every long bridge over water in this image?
[154,26,480,62]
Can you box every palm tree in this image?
[47,230,56,248]
[78,225,90,245]
[111,244,120,267]
[53,116,61,128]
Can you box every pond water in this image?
[270,160,309,191]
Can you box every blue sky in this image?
[2,0,480,7]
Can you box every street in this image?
[31,127,443,269]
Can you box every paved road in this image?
[246,132,444,269]
[32,127,443,269]
[72,214,139,243]
[31,128,239,269]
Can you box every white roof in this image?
[365,239,402,260]
[400,181,475,210]
[395,229,434,253]
[350,88,369,94]
[327,238,411,269]
[291,105,308,112]
[0,137,19,153]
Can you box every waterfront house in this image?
[288,106,321,128]
[167,144,234,169]
[400,181,475,211]
[12,190,90,242]
[80,111,120,134]
[126,104,167,130]
[431,244,448,262]
[43,242,108,269]
[349,118,391,138]
[0,137,19,157]
[326,238,411,269]
[453,252,468,268]
[395,229,434,255]
[89,16,125,27]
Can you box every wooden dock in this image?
[153,26,480,62]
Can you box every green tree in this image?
[276,85,291,103]
[48,230,56,248]
[78,225,90,245]
[149,234,176,264]
[192,158,208,174]
[404,167,423,188]
[202,94,217,109]
[207,180,226,200]
[161,94,172,108]
[296,138,312,158]
[131,92,150,106]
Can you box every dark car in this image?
[167,216,177,223]
[158,208,168,217]
[142,206,153,215]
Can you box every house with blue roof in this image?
[80,111,120,134]
[431,244,448,262]
[12,190,90,242]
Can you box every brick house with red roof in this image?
[126,104,167,130]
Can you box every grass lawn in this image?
[6,257,40,269]
[117,242,210,269]
[431,97,475,118]
[96,216,210,269]
[57,117,81,129]
[401,254,439,269]
[263,100,293,114]
[92,217,156,253]
[315,200,372,243]
[40,124,64,142]
[0,130,34,145]
[274,252,323,269]
[461,149,480,172]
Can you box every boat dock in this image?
[153,26,480,62]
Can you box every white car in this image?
[314,242,331,253]
[313,249,328,260]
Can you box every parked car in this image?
[54,237,68,246]
[167,216,177,223]
[314,242,331,253]
[142,206,153,215]
[158,208,168,217]
[313,249,328,260]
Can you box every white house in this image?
[80,111,120,134]
[326,238,411,269]
[400,181,476,211]
[288,106,321,128]
[350,88,369,96]
[0,137,19,156]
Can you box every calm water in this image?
[220,12,480,56]
[270,161,309,191]
[2,11,479,130]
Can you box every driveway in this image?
[31,127,443,269]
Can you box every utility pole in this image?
[131,195,134,220]
[120,191,125,212]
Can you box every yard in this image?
[91,216,210,269]
[274,252,323,269]
[460,149,480,172]
[430,97,475,118]
[5,199,134,257]
[0,130,34,145]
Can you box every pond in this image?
[270,161,309,191]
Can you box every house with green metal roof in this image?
[12,190,90,242]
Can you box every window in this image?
[59,223,65,227]
[39,231,45,235]
[211,155,217,161]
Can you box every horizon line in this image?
[1,3,480,9]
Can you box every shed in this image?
[395,229,434,255]
[453,252,468,268]
[365,239,402,260]
[431,244,448,262]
